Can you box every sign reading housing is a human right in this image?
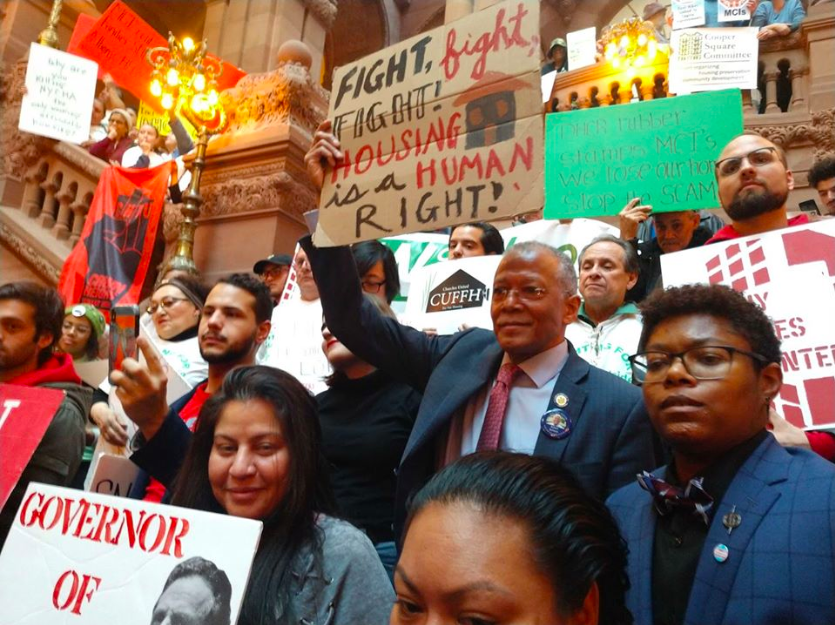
[314,0,543,247]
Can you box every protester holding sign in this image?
[396,452,632,625]
[609,284,835,625]
[170,366,394,624]
[0,282,90,548]
[752,0,807,39]
[318,295,421,577]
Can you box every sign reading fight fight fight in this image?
[544,89,743,219]
[661,220,835,429]
[313,0,543,247]
[0,484,261,624]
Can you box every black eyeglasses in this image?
[629,346,769,384]
[361,279,386,294]
[714,147,780,178]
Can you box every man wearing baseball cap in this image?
[542,37,568,75]
[643,3,670,44]
[253,254,292,305]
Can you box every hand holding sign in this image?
[618,198,653,240]
[305,120,344,191]
[110,336,169,440]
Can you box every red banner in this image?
[58,163,173,315]
[0,385,65,512]
[72,1,245,113]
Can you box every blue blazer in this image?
[301,237,658,537]
[607,435,835,625]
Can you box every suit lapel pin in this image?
[541,408,572,440]
[722,505,742,535]
[554,393,569,408]
[713,543,729,563]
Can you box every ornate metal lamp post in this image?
[37,0,63,49]
[146,35,228,273]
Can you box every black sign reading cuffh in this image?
[426,269,490,313]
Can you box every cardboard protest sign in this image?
[672,0,706,29]
[0,385,65,512]
[0,483,261,623]
[661,220,835,429]
[73,1,245,112]
[717,0,751,22]
[566,27,597,71]
[544,89,743,219]
[669,27,759,94]
[313,0,543,247]
[18,43,98,144]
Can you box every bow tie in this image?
[637,471,714,526]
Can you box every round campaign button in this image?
[713,543,729,563]
[554,393,569,408]
[540,408,572,440]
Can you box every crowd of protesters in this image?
[2,2,834,624]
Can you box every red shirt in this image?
[143,383,210,503]
[706,214,810,245]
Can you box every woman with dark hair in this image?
[394,452,633,625]
[351,241,400,305]
[171,366,393,625]
[317,295,420,577]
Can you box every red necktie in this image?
[476,363,522,451]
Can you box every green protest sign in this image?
[544,89,743,219]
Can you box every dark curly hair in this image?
[155,556,232,625]
[808,155,835,189]
[216,273,273,324]
[0,281,64,365]
[638,284,781,366]
[405,452,633,625]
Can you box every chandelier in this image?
[599,17,668,75]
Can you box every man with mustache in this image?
[111,273,272,488]
[608,284,835,625]
[707,132,807,244]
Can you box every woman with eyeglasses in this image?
[352,240,400,305]
[318,294,421,579]
[57,304,106,363]
[171,365,394,625]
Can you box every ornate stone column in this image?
[789,66,808,111]
[69,199,88,246]
[53,185,75,239]
[38,175,60,228]
[763,70,780,113]
[21,164,47,216]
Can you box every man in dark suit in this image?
[301,240,656,533]
[608,283,835,625]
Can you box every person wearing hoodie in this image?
[0,282,91,547]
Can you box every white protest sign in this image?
[85,454,140,498]
[401,219,619,334]
[669,27,759,94]
[661,219,835,429]
[717,0,750,22]
[541,70,557,103]
[257,246,331,395]
[672,0,706,30]
[567,27,597,71]
[382,232,450,314]
[18,43,98,144]
[403,255,503,334]
[0,483,261,624]
[73,359,108,389]
[314,0,543,246]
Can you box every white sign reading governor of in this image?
[18,43,98,144]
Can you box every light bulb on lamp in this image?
[183,37,195,52]
[167,68,179,86]
[161,92,174,110]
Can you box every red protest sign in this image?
[74,1,245,113]
[67,14,103,79]
[0,385,65,512]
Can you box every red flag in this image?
[58,163,173,315]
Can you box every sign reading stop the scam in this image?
[544,89,743,219]
[313,0,543,247]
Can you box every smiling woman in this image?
[170,366,394,625]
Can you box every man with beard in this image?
[707,133,834,462]
[110,274,272,490]
[707,133,807,244]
